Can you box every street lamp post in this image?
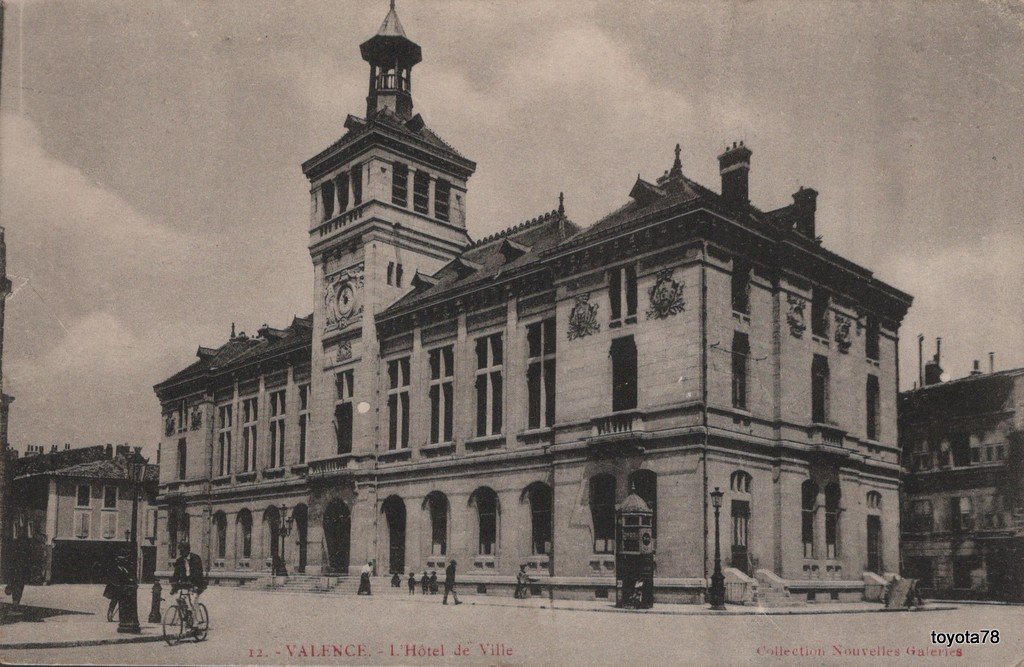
[276,504,293,577]
[118,451,148,633]
[708,486,726,610]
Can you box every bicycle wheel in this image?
[192,603,209,642]
[162,605,183,646]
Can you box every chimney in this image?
[115,444,130,458]
[989,352,995,373]
[917,334,924,387]
[104,443,113,458]
[718,141,752,206]
[971,360,982,375]
[792,186,819,237]
[923,337,944,386]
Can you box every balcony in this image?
[307,455,356,479]
[588,409,647,449]
[807,423,847,452]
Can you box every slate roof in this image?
[155,315,312,392]
[382,210,579,316]
[50,455,159,483]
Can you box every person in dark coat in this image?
[170,541,206,595]
[442,560,461,605]
[390,572,401,588]
[102,555,131,621]
[421,570,429,594]
[429,571,438,595]
[4,539,27,607]
[407,572,416,594]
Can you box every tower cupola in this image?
[360,0,422,119]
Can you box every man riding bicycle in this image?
[170,540,206,622]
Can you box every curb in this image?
[462,600,959,617]
[1,634,165,651]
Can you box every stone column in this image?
[813,487,826,576]
[456,308,469,455]
[504,295,520,448]
[411,321,425,459]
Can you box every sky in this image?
[1,0,1022,455]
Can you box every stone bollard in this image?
[148,581,163,624]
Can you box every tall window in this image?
[335,370,354,455]
[866,375,880,441]
[335,171,349,212]
[434,179,451,222]
[473,487,499,555]
[214,512,227,559]
[413,170,430,214]
[103,485,117,509]
[731,260,751,314]
[802,480,817,558]
[350,163,362,206]
[590,474,616,554]
[609,265,638,325]
[865,316,880,360]
[269,389,286,469]
[824,483,841,559]
[237,509,253,560]
[391,162,409,207]
[526,483,552,556]
[730,471,751,573]
[811,288,829,338]
[866,493,882,573]
[217,404,233,476]
[732,331,750,409]
[909,499,933,533]
[298,384,310,464]
[811,354,830,423]
[429,346,454,444]
[388,357,411,449]
[951,496,973,531]
[177,438,187,479]
[426,492,448,556]
[76,484,91,507]
[950,432,971,468]
[475,334,504,437]
[321,180,335,221]
[527,319,556,429]
[610,336,638,412]
[241,397,258,472]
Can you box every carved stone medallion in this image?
[567,293,599,340]
[324,264,365,334]
[646,268,685,319]
[190,406,202,430]
[336,339,353,362]
[786,294,807,338]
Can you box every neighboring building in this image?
[8,444,159,583]
[154,3,912,602]
[900,352,1024,601]
[0,225,13,584]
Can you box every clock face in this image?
[338,284,355,316]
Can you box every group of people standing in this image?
[395,569,439,595]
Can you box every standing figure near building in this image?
[357,561,372,595]
[442,560,461,605]
[407,572,416,595]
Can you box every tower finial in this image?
[669,143,683,178]
[230,322,236,338]
[390,0,396,10]
[558,191,565,216]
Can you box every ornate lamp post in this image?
[118,450,149,633]
[276,504,294,577]
[708,486,727,610]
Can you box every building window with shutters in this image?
[434,179,451,222]
[428,346,454,444]
[387,357,411,450]
[526,319,556,429]
[335,370,354,455]
[475,334,503,437]
[391,162,409,207]
[610,336,638,412]
[217,404,232,476]
[732,331,750,409]
[413,170,430,214]
[101,486,117,540]
[298,384,310,464]
[609,265,637,326]
[241,397,258,472]
[269,389,286,468]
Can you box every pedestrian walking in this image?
[421,570,429,594]
[407,572,417,594]
[357,561,373,595]
[101,558,124,622]
[3,538,27,607]
[429,570,438,595]
[513,564,534,599]
[442,559,461,605]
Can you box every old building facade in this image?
[900,355,1024,601]
[155,3,912,602]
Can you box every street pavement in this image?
[2,585,1022,665]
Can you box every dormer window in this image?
[609,265,637,326]
[499,238,528,263]
[434,179,450,222]
[413,170,430,214]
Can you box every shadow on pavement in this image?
[0,602,91,625]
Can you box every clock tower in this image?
[301,0,476,467]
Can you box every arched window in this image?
[730,471,752,494]
[236,509,253,560]
[825,484,841,559]
[471,487,499,555]
[866,491,882,511]
[628,469,657,538]
[590,474,616,554]
[424,492,448,556]
[213,511,227,560]
[523,482,552,556]
[801,480,818,559]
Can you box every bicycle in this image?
[162,586,209,645]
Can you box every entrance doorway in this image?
[381,496,406,574]
[866,515,882,573]
[263,506,282,573]
[323,500,351,575]
[293,505,308,574]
